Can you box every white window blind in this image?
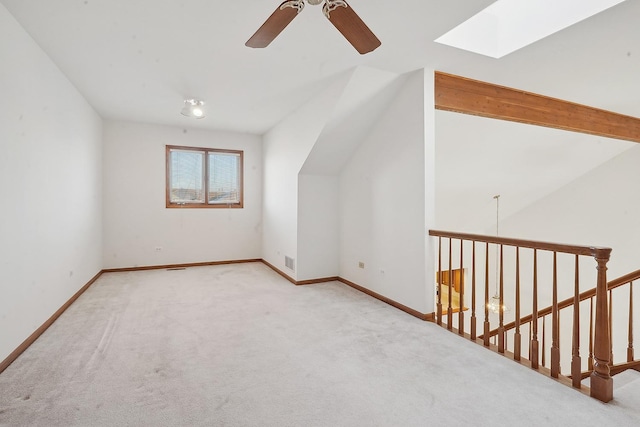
[208,152,240,204]
[169,149,205,204]
[166,145,243,208]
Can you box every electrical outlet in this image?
[358,262,365,269]
[155,247,162,252]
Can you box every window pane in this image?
[208,152,240,204]
[170,149,205,203]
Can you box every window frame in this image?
[165,145,244,209]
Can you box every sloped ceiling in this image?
[300,66,406,176]
[2,0,639,233]
[435,111,636,233]
[1,0,639,134]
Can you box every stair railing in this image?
[488,269,640,380]
[429,230,613,402]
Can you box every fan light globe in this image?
[181,99,205,119]
[307,0,323,5]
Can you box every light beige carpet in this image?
[0,262,639,426]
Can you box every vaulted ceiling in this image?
[2,0,639,134]
[3,0,639,233]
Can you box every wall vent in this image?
[285,256,295,271]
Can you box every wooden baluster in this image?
[628,282,634,363]
[459,239,465,336]
[437,237,443,326]
[528,322,532,360]
[589,297,594,372]
[609,289,614,364]
[551,252,560,378]
[448,238,453,330]
[498,245,505,353]
[542,317,546,367]
[572,255,581,388]
[483,242,490,347]
[590,250,612,403]
[471,242,477,341]
[514,247,521,361]
[531,249,539,369]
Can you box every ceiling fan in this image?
[246,0,381,55]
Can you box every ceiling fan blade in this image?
[324,1,381,54]
[245,1,304,48]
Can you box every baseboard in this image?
[338,278,433,321]
[259,260,433,321]
[1,259,434,375]
[102,258,263,273]
[0,270,104,375]
[260,259,339,285]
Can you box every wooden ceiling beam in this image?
[434,71,640,144]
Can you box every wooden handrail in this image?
[608,268,640,289]
[482,268,640,339]
[428,230,611,259]
[429,229,616,402]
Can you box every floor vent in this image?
[285,256,295,271]
[167,267,186,271]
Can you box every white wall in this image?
[424,70,437,315]
[262,74,351,279]
[0,4,103,363]
[434,111,634,234]
[102,121,262,268]
[339,70,431,313]
[495,145,640,369]
[296,67,406,282]
[297,175,340,280]
[499,144,640,280]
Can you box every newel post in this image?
[590,248,613,403]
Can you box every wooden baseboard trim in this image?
[296,276,340,286]
[260,260,339,286]
[102,259,263,273]
[261,259,297,284]
[337,277,432,321]
[0,270,104,375]
[259,261,434,320]
[1,260,434,375]
[1,259,262,375]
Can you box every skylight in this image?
[435,0,626,58]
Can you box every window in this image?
[166,145,243,208]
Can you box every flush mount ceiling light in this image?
[181,99,205,119]
[435,0,626,58]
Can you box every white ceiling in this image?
[2,0,639,134]
[3,0,639,233]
